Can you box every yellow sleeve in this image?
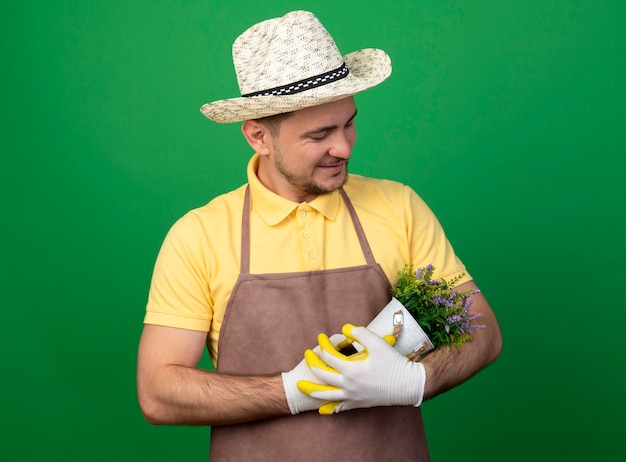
[144,212,213,332]
[405,186,472,285]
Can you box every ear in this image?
[241,120,272,155]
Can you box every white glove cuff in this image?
[414,362,426,407]
[281,371,300,415]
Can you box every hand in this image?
[297,324,426,415]
[281,334,345,415]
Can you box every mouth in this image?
[318,160,345,169]
[318,163,345,176]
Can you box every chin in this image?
[323,175,349,193]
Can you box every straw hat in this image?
[200,10,392,123]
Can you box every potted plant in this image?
[364,264,485,361]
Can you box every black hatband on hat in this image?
[242,63,349,98]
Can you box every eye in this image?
[309,130,329,141]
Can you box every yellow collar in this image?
[246,153,341,226]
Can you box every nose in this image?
[328,130,355,159]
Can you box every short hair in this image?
[255,111,292,136]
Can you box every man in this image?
[137,10,502,461]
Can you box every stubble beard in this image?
[275,157,349,196]
[272,138,350,196]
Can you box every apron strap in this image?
[338,187,376,266]
[240,185,376,274]
[240,186,252,274]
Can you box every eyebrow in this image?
[301,109,358,137]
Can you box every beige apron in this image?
[209,187,429,461]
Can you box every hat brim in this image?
[200,48,392,124]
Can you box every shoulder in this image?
[343,174,437,226]
[175,185,247,229]
[163,184,247,247]
[343,174,423,207]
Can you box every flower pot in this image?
[360,297,434,358]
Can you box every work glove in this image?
[281,334,345,415]
[297,324,426,415]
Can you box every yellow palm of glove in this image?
[298,324,397,415]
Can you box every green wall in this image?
[2,1,624,460]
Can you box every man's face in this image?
[257,97,357,203]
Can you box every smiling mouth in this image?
[319,161,344,168]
